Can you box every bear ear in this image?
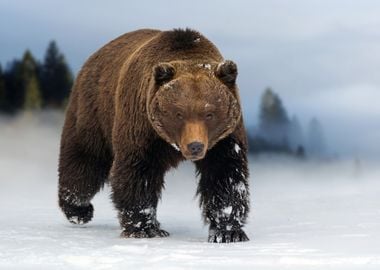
[215,60,238,87]
[153,63,176,86]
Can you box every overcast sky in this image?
[0,0,379,159]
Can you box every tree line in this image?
[0,41,73,113]
[0,43,327,158]
[247,88,327,158]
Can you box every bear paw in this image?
[121,227,170,238]
[61,203,94,225]
[208,228,249,243]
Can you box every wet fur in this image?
[58,28,250,243]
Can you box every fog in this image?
[0,112,379,269]
[1,0,380,159]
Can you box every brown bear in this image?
[58,28,250,243]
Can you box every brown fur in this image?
[58,28,250,243]
[180,121,208,159]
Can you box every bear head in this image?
[147,60,242,161]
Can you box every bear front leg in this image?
[110,150,169,238]
[58,134,112,225]
[195,136,250,243]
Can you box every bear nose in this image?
[187,142,204,156]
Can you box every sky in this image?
[0,0,379,159]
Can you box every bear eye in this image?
[205,113,214,120]
[176,112,184,120]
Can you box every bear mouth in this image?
[179,145,207,161]
[170,142,206,160]
[186,153,206,161]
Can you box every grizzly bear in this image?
[58,28,250,243]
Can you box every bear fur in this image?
[58,28,250,243]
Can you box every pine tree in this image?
[307,117,326,158]
[21,51,38,78]
[40,41,73,107]
[258,88,290,145]
[20,50,43,110]
[296,145,306,159]
[289,115,304,151]
[24,74,42,110]
[0,64,6,110]
[3,60,24,111]
[259,88,289,126]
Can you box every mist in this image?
[1,112,379,269]
[1,0,380,159]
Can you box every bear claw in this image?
[121,227,170,238]
[208,229,249,243]
[62,203,94,225]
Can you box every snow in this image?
[140,208,154,215]
[234,182,247,193]
[134,222,142,228]
[171,143,180,151]
[1,112,380,269]
[234,143,241,153]
[69,216,85,225]
[198,63,211,70]
[222,206,233,216]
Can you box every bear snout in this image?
[179,121,208,160]
[187,141,205,157]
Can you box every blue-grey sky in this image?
[1,0,379,158]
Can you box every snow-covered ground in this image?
[1,112,380,270]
